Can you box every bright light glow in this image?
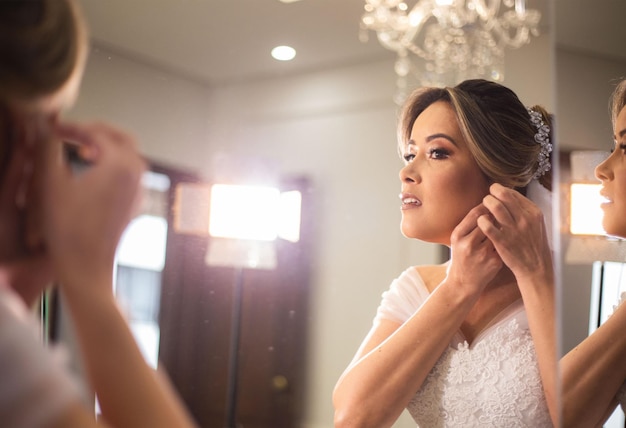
[142,170,171,192]
[210,185,281,241]
[206,239,277,270]
[570,183,606,236]
[278,191,302,242]
[117,215,168,270]
[130,321,160,369]
[173,183,211,235]
[206,185,301,269]
[271,45,296,61]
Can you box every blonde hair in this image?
[0,0,88,177]
[610,79,626,132]
[0,0,87,102]
[398,79,553,191]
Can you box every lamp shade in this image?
[569,183,605,236]
[209,184,281,241]
[565,150,626,264]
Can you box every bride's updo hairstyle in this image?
[398,79,553,192]
[0,0,86,103]
[0,0,87,176]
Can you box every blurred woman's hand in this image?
[38,121,146,290]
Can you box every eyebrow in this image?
[425,133,458,146]
[405,133,458,151]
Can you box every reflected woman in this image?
[333,79,557,427]
[561,79,626,428]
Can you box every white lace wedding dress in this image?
[375,267,551,427]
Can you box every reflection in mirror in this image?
[556,0,626,426]
[115,170,172,370]
[55,0,552,426]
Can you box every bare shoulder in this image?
[413,263,447,293]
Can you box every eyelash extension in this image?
[427,147,450,159]
[402,147,450,163]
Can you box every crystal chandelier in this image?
[360,0,542,102]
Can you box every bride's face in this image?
[398,101,491,246]
[596,105,626,238]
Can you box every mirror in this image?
[61,1,555,426]
[556,0,626,425]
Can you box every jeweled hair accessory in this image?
[528,108,552,179]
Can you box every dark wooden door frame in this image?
[154,161,313,428]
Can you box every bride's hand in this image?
[446,203,503,296]
[477,183,553,283]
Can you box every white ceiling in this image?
[79,0,626,87]
[80,0,392,86]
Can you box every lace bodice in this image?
[375,267,551,427]
[406,317,550,427]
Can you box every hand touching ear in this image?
[39,121,146,289]
[446,203,503,297]
[476,183,553,283]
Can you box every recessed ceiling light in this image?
[278,0,302,3]
[271,45,296,61]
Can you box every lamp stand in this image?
[225,266,244,428]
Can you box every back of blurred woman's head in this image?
[0,0,88,177]
[0,0,87,104]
